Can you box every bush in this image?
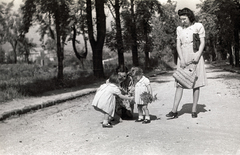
[0,63,100,103]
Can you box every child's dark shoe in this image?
[142,119,151,124]
[135,118,144,122]
[102,123,113,128]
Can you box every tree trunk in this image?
[11,41,18,64]
[115,0,124,66]
[234,26,239,67]
[144,22,150,69]
[210,36,217,61]
[24,46,30,64]
[227,42,233,66]
[130,0,139,66]
[55,8,64,80]
[86,0,105,78]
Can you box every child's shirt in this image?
[134,76,151,105]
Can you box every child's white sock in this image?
[138,116,144,120]
[103,120,108,125]
[145,116,150,120]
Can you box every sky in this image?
[1,0,202,48]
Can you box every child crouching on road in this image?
[92,73,134,128]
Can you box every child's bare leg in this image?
[102,114,113,128]
[142,104,151,123]
[142,105,150,120]
[137,105,144,120]
[103,114,109,125]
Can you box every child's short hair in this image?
[108,72,120,85]
[116,65,128,73]
[128,67,137,76]
[131,67,143,76]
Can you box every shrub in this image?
[0,63,101,103]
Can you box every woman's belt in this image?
[181,42,193,47]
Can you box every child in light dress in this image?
[131,67,152,124]
[92,73,134,128]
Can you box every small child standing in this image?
[92,73,134,128]
[132,67,152,124]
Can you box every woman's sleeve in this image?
[176,26,181,40]
[197,23,205,38]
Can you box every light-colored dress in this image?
[92,83,121,117]
[134,76,150,105]
[176,22,207,88]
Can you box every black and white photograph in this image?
[0,0,240,154]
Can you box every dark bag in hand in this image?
[193,33,200,53]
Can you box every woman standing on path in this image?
[166,8,207,118]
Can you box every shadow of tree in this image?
[177,103,207,117]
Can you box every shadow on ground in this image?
[111,112,158,125]
[166,103,208,120]
[177,103,208,117]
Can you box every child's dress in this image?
[134,76,150,105]
[176,22,207,88]
[92,83,121,117]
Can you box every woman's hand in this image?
[180,60,187,68]
[192,52,201,64]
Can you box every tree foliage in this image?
[150,0,178,64]
[70,0,88,61]
[105,0,126,66]
[135,0,162,69]
[21,0,73,79]
[198,0,240,66]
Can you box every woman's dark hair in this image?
[108,72,120,85]
[178,8,195,23]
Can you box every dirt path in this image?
[0,64,240,155]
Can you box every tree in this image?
[86,0,106,78]
[21,0,73,80]
[130,0,139,66]
[0,2,5,43]
[106,0,126,66]
[18,37,37,63]
[198,0,240,66]
[135,0,162,69]
[121,0,139,66]
[151,0,178,64]
[1,1,21,63]
[69,0,88,68]
[0,46,5,63]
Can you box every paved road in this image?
[0,64,240,155]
